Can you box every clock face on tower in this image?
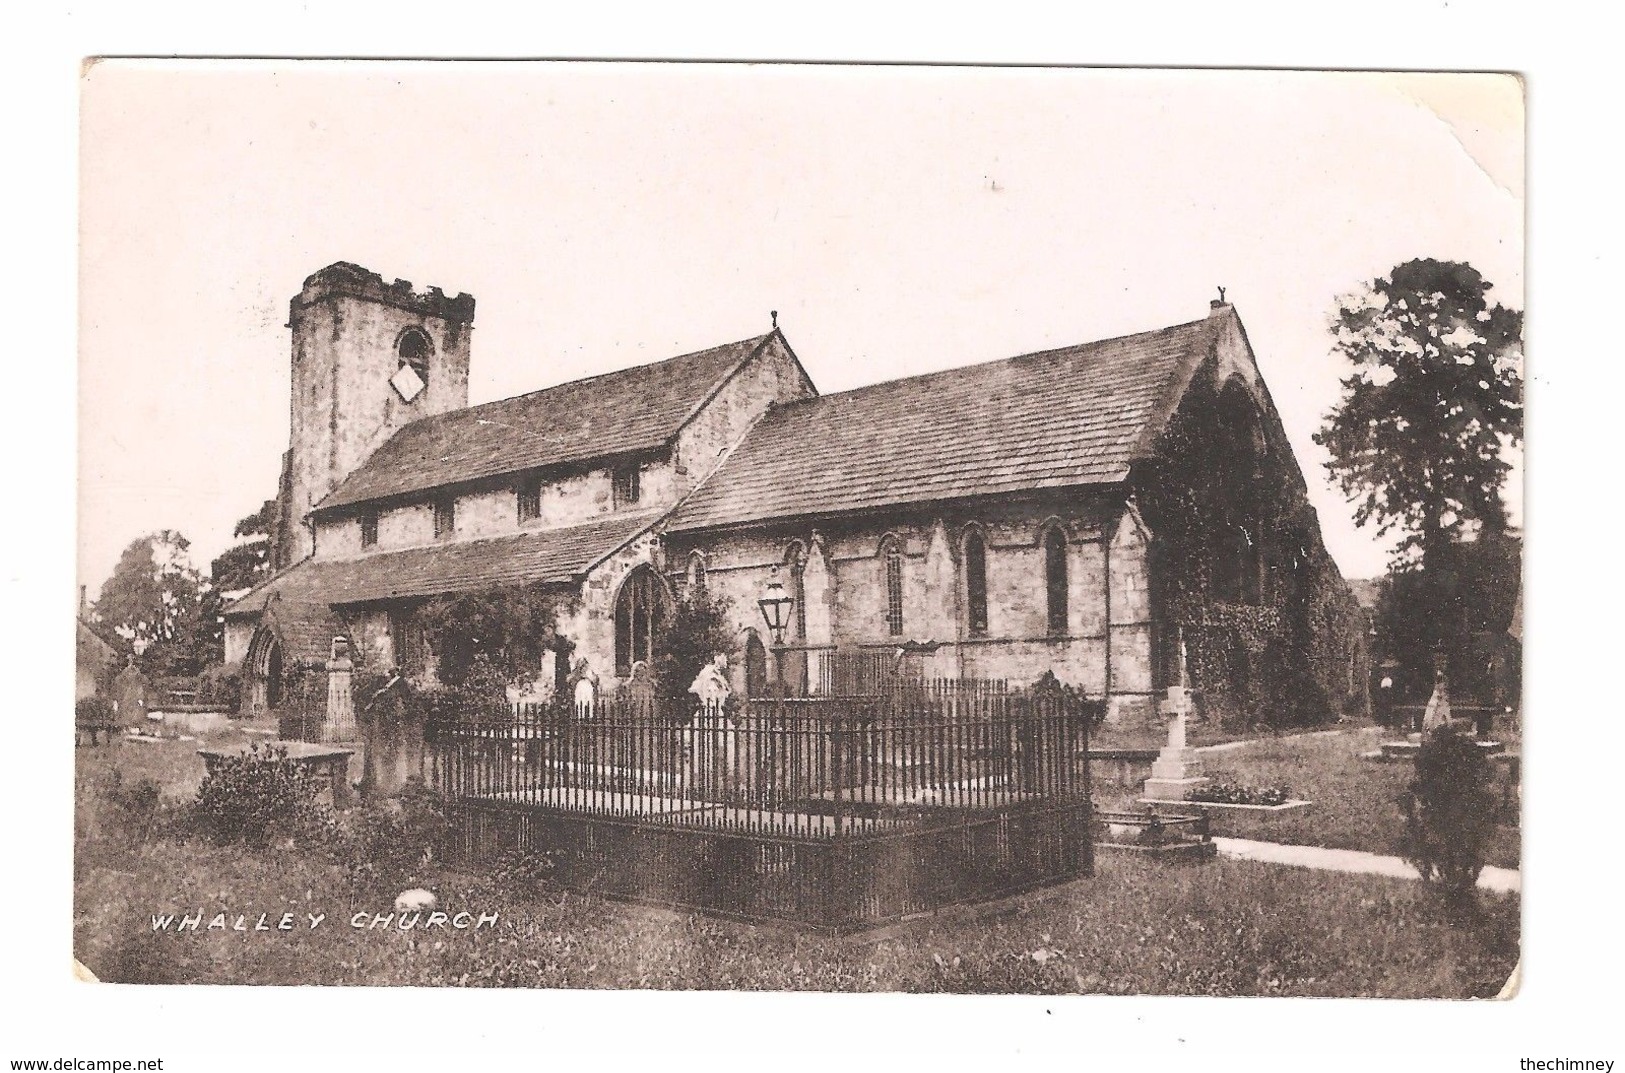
[390,362,426,402]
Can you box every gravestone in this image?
[570,658,597,716]
[625,661,658,717]
[684,657,740,798]
[358,674,425,801]
[110,657,150,730]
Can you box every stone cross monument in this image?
[1143,627,1211,801]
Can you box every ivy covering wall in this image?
[1135,362,1369,730]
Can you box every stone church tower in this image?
[271,262,476,567]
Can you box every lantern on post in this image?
[758,569,796,697]
[758,571,795,648]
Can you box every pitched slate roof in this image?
[77,616,126,655]
[666,315,1221,532]
[223,512,660,614]
[317,334,778,513]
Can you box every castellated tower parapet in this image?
[273,262,476,568]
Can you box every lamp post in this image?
[758,570,796,698]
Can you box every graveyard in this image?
[73,691,1521,995]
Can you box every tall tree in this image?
[93,531,210,675]
[1315,259,1522,672]
[211,498,277,595]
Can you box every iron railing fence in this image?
[427,678,1094,930]
[428,686,1088,841]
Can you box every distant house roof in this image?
[316,333,784,513]
[223,512,660,614]
[77,616,126,656]
[666,315,1222,532]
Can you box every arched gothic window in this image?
[1043,525,1068,637]
[963,527,989,637]
[880,535,904,636]
[686,551,708,595]
[614,565,668,677]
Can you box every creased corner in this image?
[1495,957,1521,1000]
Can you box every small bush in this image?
[81,767,162,844]
[484,848,561,906]
[333,783,454,900]
[1399,724,1497,911]
[192,742,335,847]
[76,695,115,726]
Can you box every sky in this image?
[77,62,1523,596]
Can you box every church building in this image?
[224,262,1368,728]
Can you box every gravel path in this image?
[1212,836,1521,893]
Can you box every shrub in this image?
[80,767,162,844]
[484,848,562,906]
[192,742,335,847]
[77,695,115,726]
[422,654,512,727]
[1399,723,1497,911]
[333,783,453,900]
[652,586,736,713]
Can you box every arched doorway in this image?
[244,626,284,716]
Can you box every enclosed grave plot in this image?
[430,684,1093,930]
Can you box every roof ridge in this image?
[440,332,776,422]
[664,313,1225,534]
[770,317,1211,412]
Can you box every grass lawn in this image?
[1103,726,1522,870]
[75,733,1519,997]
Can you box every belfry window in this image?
[392,328,432,403]
[433,498,456,539]
[398,328,431,379]
[360,511,378,549]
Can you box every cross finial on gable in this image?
[1217,286,1226,304]
[771,310,778,330]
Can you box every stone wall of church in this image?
[568,528,667,689]
[664,497,1156,720]
[674,333,817,497]
[223,618,255,667]
[310,455,677,560]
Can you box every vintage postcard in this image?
[74,60,1523,1001]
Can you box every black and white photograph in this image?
[68,60,1529,1002]
[17,14,1618,1061]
